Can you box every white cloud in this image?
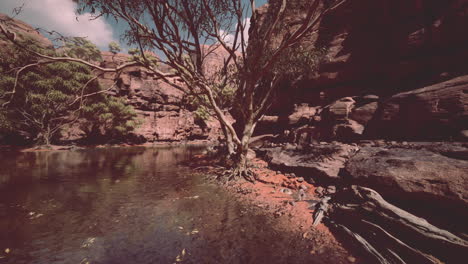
[220,17,250,49]
[0,0,116,48]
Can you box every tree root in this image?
[325,186,468,263]
[218,166,257,184]
[312,196,331,226]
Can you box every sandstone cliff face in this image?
[0,13,53,48]
[98,52,222,142]
[252,0,468,141]
[0,13,223,143]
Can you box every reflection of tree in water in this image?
[0,146,326,264]
[0,146,208,261]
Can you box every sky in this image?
[0,0,268,52]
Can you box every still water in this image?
[0,146,319,264]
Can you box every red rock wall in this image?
[98,52,222,142]
[251,0,468,141]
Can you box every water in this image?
[0,146,323,264]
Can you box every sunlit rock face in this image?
[98,51,223,142]
[0,13,225,143]
[0,13,53,48]
[251,0,468,141]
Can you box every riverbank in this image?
[193,140,468,263]
[0,144,359,263]
[3,141,465,263]
[193,155,360,263]
[0,139,216,152]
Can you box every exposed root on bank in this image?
[218,166,257,184]
[325,186,468,264]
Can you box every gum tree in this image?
[0,0,346,178]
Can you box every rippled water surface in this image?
[0,146,320,264]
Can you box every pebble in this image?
[296,177,304,182]
[279,188,293,195]
[326,185,336,194]
[374,139,385,147]
[315,186,324,196]
[298,189,306,200]
[347,256,356,263]
[299,184,308,190]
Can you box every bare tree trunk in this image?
[230,118,257,180]
[44,125,52,146]
[220,123,236,157]
[39,128,51,146]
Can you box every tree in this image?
[0,0,346,178]
[63,37,103,62]
[80,96,140,142]
[0,37,139,145]
[108,41,121,54]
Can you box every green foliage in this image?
[184,59,238,122]
[0,109,13,134]
[108,41,121,54]
[0,52,101,144]
[194,105,211,122]
[81,96,140,139]
[63,37,102,62]
[272,44,327,81]
[0,38,138,145]
[127,48,158,67]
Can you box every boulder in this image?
[327,97,355,121]
[460,130,468,141]
[309,97,374,141]
[366,75,468,139]
[348,101,379,125]
[344,146,468,213]
[288,104,317,125]
[263,143,359,181]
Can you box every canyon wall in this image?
[253,0,468,141]
[97,52,222,143]
[0,13,223,144]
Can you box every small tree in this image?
[0,62,99,144]
[63,37,103,62]
[80,96,140,142]
[0,37,138,145]
[108,41,121,54]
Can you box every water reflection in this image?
[0,146,323,264]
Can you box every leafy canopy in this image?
[0,37,139,144]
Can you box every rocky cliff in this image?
[250,3,468,261]
[0,13,52,48]
[98,51,222,143]
[253,0,468,141]
[0,13,224,143]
